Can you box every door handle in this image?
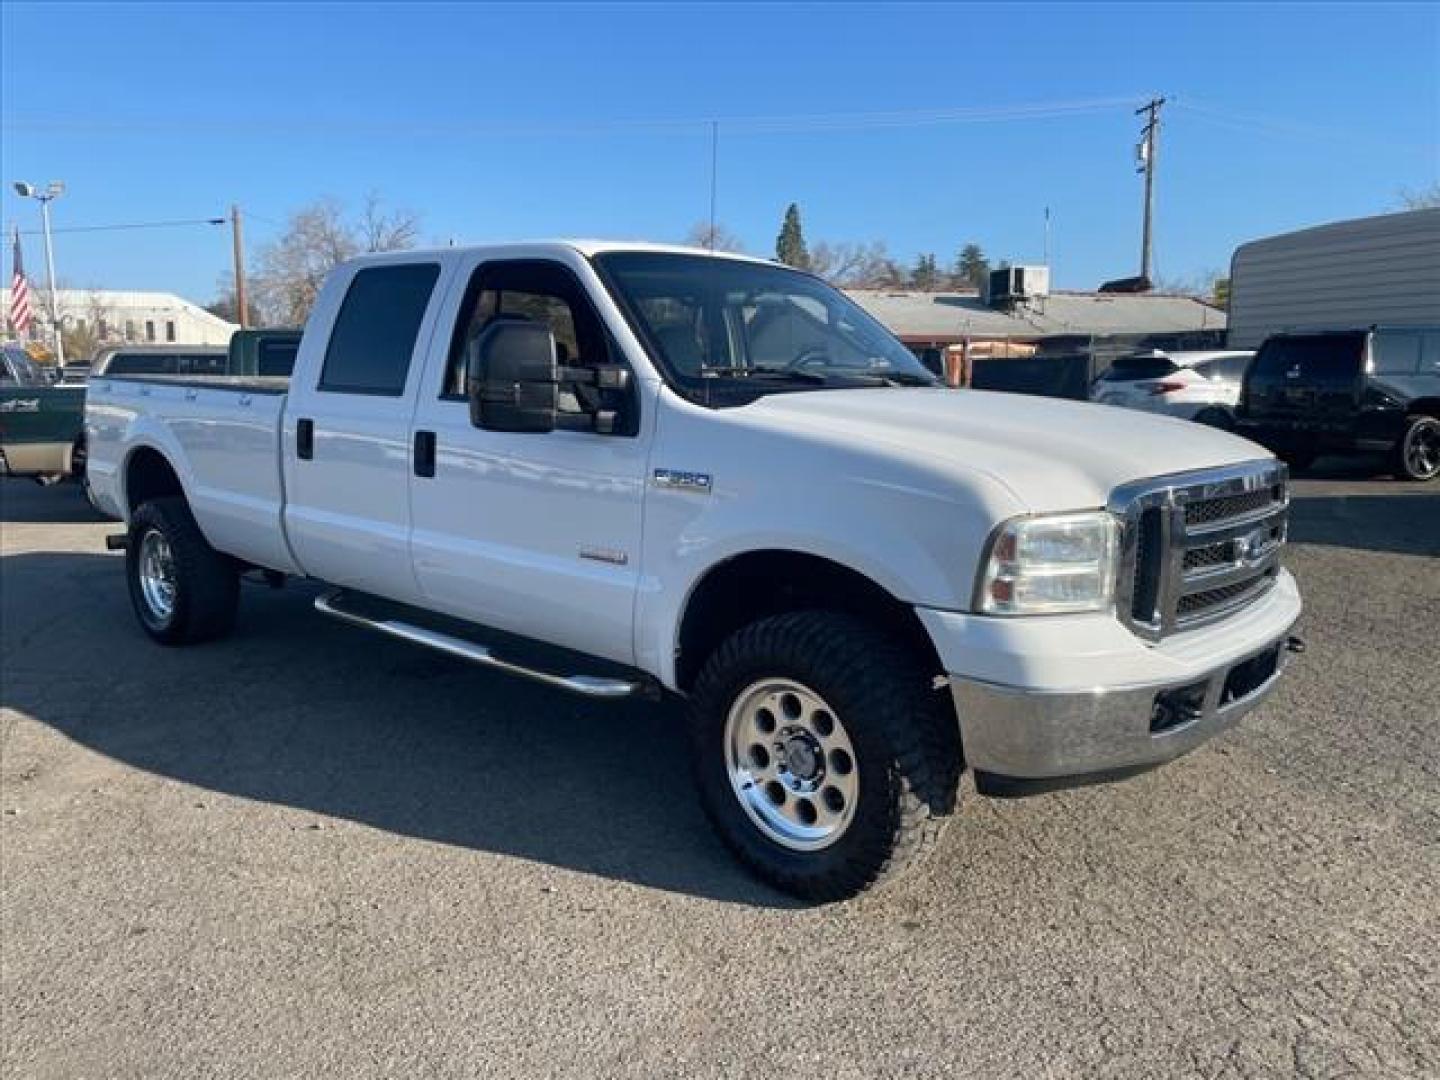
[296,418,314,460]
[414,430,436,478]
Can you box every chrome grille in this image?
[1111,460,1289,640]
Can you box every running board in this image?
[313,591,642,699]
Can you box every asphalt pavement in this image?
[2,459,1437,1079]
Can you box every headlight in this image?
[976,511,1120,615]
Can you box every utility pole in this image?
[230,204,249,328]
[1135,97,1165,283]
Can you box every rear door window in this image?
[1424,333,1440,375]
[319,263,440,395]
[1374,332,1422,375]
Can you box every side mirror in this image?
[466,321,558,433]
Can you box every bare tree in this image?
[1396,182,1440,210]
[808,240,898,287]
[252,195,421,325]
[60,289,113,362]
[359,191,422,252]
[207,272,262,327]
[685,221,745,253]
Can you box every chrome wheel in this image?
[724,678,859,851]
[138,528,177,623]
[1403,419,1440,479]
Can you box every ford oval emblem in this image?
[1237,527,1278,563]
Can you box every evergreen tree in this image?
[775,203,810,268]
[954,243,990,289]
[910,253,940,290]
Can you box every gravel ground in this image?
[2,461,1437,1079]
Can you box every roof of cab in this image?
[349,240,777,266]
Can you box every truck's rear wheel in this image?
[127,497,239,645]
[689,611,958,902]
[1393,415,1440,482]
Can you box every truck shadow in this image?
[1287,489,1440,557]
[0,551,798,908]
[0,478,113,524]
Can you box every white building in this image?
[1,288,238,348]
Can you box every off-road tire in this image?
[1392,414,1440,482]
[689,611,960,902]
[127,497,239,645]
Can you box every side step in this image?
[314,590,643,700]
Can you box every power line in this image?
[13,216,225,237]
[1,95,1147,140]
[1171,99,1436,154]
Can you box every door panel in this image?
[407,256,648,665]
[283,260,449,602]
[408,414,648,664]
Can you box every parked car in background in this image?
[1090,349,1254,428]
[226,328,302,378]
[1,344,86,481]
[1236,326,1440,481]
[86,242,1302,901]
[89,344,228,379]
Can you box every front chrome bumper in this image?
[954,628,1299,795]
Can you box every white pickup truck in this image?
[86,243,1303,900]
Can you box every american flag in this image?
[9,226,32,336]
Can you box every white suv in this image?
[1091,349,1253,428]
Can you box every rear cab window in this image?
[257,339,299,377]
[1251,334,1365,379]
[319,263,441,395]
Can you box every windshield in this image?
[1,347,49,387]
[592,252,937,401]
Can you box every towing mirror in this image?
[466,321,558,433]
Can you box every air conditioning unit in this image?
[986,265,1051,306]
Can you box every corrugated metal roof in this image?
[844,288,1226,341]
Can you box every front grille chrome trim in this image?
[1109,459,1289,641]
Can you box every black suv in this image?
[1236,327,1440,481]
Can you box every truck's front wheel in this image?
[127,498,239,645]
[689,611,958,902]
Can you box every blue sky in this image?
[2,2,1436,304]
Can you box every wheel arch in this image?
[1406,397,1440,420]
[122,443,188,518]
[672,548,946,694]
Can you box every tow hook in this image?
[1285,635,1306,655]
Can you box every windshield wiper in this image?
[876,372,940,387]
[698,365,830,384]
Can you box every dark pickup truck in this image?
[1,344,85,480]
[1236,326,1440,481]
[1,331,301,483]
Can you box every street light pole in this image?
[38,195,64,367]
[12,180,66,367]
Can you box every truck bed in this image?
[86,373,302,575]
